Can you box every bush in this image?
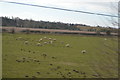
[10,28,15,34]
[106,30,111,35]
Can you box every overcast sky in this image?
[0,0,119,28]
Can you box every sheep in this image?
[50,41,53,44]
[81,50,86,54]
[104,38,107,40]
[44,42,47,44]
[53,39,56,41]
[39,38,43,42]
[18,37,22,39]
[36,43,42,46]
[33,59,37,62]
[16,37,22,40]
[44,36,47,39]
[48,38,52,40]
[65,44,70,47]
[24,41,28,44]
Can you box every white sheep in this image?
[24,41,28,44]
[53,39,56,41]
[48,38,52,40]
[36,43,42,46]
[17,37,22,40]
[44,42,47,44]
[65,44,70,47]
[39,38,43,42]
[44,37,47,39]
[104,38,107,40]
[50,41,53,44]
[18,37,22,39]
[81,50,86,54]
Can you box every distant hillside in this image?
[75,26,118,33]
[1,16,118,33]
[1,16,81,30]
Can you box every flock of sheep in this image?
[11,36,90,78]
[16,36,87,54]
[17,36,70,48]
[4,34,112,78]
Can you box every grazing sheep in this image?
[104,38,107,40]
[48,38,52,40]
[18,37,22,40]
[81,50,86,54]
[24,41,28,44]
[50,41,53,44]
[39,38,43,42]
[44,36,47,39]
[36,43,42,46]
[33,59,37,62]
[16,37,22,40]
[65,44,70,47]
[53,39,56,41]
[44,42,47,44]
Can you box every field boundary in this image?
[0,27,118,36]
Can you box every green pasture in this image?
[2,33,118,78]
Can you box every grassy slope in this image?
[2,33,118,78]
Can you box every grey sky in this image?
[0,0,118,28]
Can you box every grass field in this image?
[2,33,118,78]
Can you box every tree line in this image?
[1,16,118,34]
[1,16,82,30]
